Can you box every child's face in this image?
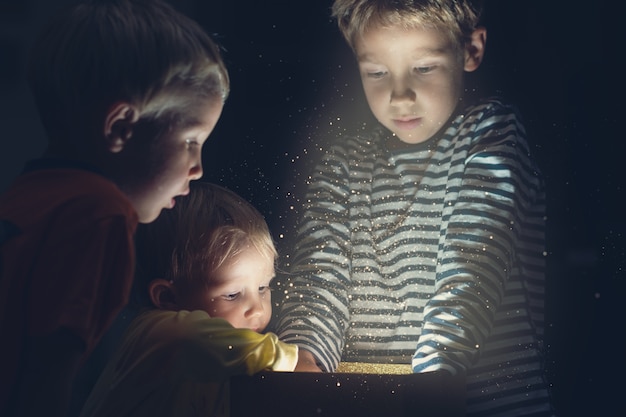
[184,246,275,332]
[355,25,467,144]
[121,98,224,223]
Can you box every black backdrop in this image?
[1,1,623,416]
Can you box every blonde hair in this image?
[332,0,483,50]
[27,0,229,148]
[133,182,277,307]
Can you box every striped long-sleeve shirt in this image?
[276,99,554,416]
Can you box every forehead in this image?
[173,96,224,129]
[141,93,224,132]
[210,246,275,284]
[355,25,458,62]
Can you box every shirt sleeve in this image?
[412,103,545,374]
[274,145,353,372]
[166,310,299,381]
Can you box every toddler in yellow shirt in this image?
[79,182,297,417]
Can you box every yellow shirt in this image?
[79,309,298,417]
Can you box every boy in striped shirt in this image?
[275,1,555,415]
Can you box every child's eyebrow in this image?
[413,47,449,57]
[357,47,448,63]
[177,116,210,131]
[180,116,204,127]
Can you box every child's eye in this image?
[222,292,240,301]
[185,138,199,148]
[259,285,272,295]
[415,66,435,74]
[366,71,387,79]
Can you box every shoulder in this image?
[448,97,527,149]
[126,309,187,340]
[460,97,524,130]
[1,168,138,232]
[136,309,231,331]
[55,170,140,234]
[458,99,543,178]
[40,169,136,220]
[67,170,135,212]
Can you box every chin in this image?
[396,134,429,145]
[138,209,162,224]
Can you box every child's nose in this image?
[244,296,265,318]
[390,77,416,104]
[189,159,203,180]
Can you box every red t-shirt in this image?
[0,165,138,411]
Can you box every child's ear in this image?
[103,102,139,153]
[464,27,487,72]
[148,279,179,310]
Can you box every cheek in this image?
[186,292,223,316]
[422,80,460,111]
[205,299,229,317]
[263,295,273,314]
[441,69,464,99]
[217,310,240,325]
[151,153,184,180]
[363,86,387,115]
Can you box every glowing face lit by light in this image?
[184,245,275,332]
[355,25,467,144]
[122,98,224,223]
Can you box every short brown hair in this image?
[27,0,229,149]
[132,181,277,308]
[332,0,483,50]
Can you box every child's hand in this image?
[294,349,323,372]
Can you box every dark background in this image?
[1,1,623,416]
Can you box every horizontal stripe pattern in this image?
[276,99,554,416]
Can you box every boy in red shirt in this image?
[0,1,229,416]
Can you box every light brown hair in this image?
[332,0,483,50]
[27,0,230,150]
[132,181,277,308]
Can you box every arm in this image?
[294,348,323,373]
[165,311,299,381]
[274,146,353,372]
[11,205,135,416]
[412,103,545,374]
